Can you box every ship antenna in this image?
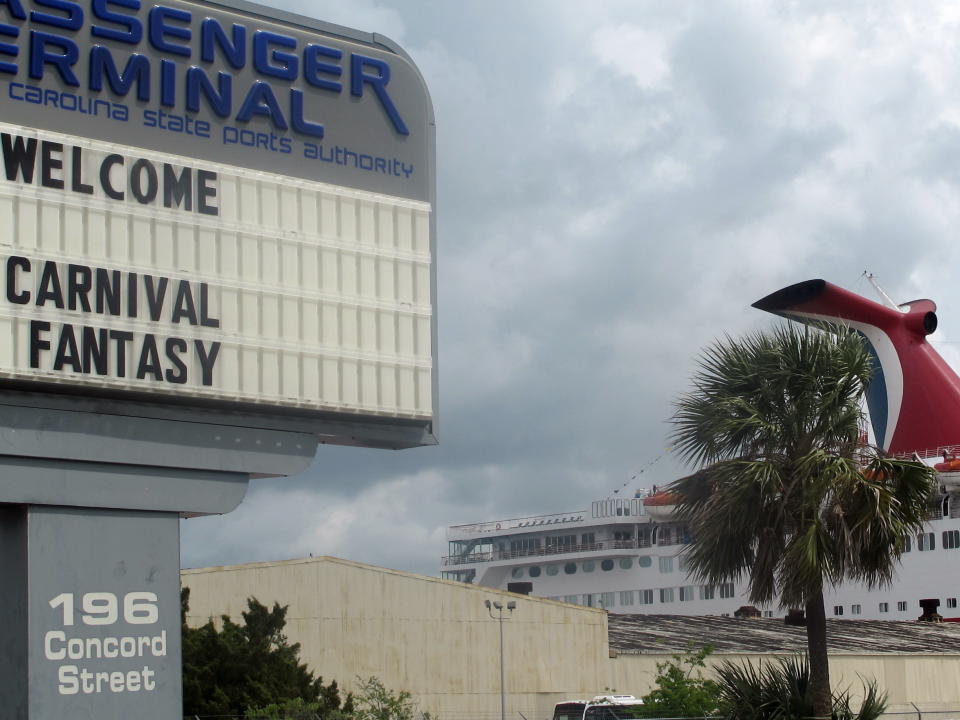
[861,271,902,312]
[608,449,671,499]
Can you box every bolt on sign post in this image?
[0,1,436,716]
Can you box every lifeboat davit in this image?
[643,491,678,520]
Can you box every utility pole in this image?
[485,598,516,720]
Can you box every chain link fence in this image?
[183,707,960,720]
[179,712,534,719]
[879,706,960,720]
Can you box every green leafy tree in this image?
[639,644,720,718]
[670,324,936,719]
[245,696,355,719]
[245,697,321,719]
[352,676,416,720]
[181,588,350,717]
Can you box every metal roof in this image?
[608,614,960,655]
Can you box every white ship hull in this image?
[442,494,960,621]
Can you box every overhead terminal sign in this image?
[0,0,436,438]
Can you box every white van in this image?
[552,695,645,720]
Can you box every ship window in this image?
[763,610,773,618]
[679,586,695,601]
[547,534,577,550]
[658,557,674,573]
[510,538,540,556]
[564,562,577,575]
[903,536,912,553]
[614,531,631,542]
[601,559,615,571]
[949,598,958,609]
[620,591,635,606]
[583,560,596,573]
[897,601,908,611]
[833,606,843,616]
[659,527,674,546]
[660,588,674,603]
[918,532,936,551]
[529,566,541,578]
[879,602,889,613]
[511,568,524,579]
[546,565,559,576]
[601,592,615,608]
[582,533,596,546]
[700,585,715,600]
[944,530,960,550]
[638,556,653,568]
[678,555,690,572]
[719,582,735,599]
[851,604,861,615]
[639,589,654,605]
[564,595,579,605]
[619,558,633,570]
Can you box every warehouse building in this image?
[182,556,960,720]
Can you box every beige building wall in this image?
[183,556,960,719]
[182,557,612,720]
[607,652,960,712]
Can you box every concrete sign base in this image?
[0,506,181,718]
[0,394,320,719]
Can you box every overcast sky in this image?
[180,0,960,577]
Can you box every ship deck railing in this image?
[446,498,654,539]
[441,539,652,567]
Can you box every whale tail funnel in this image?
[753,279,960,455]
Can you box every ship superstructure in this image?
[442,484,960,619]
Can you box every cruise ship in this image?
[441,484,960,620]
[442,278,960,621]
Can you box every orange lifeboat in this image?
[643,491,678,520]
[935,452,960,490]
[862,467,888,481]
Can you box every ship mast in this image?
[862,271,903,311]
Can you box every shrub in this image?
[639,643,721,718]
[715,655,886,720]
[352,676,417,720]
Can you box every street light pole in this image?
[485,599,516,720]
[498,607,505,720]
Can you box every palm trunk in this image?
[805,588,832,719]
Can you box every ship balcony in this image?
[441,538,652,567]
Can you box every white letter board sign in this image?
[0,0,437,447]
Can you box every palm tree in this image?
[669,323,936,719]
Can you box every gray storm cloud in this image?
[182,0,960,577]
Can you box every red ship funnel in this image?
[753,279,960,455]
